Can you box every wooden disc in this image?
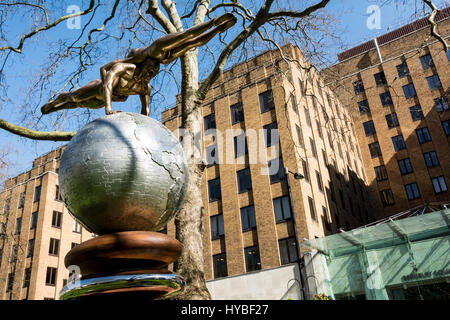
[65,231,182,278]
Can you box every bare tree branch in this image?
[0,119,74,141]
[423,0,449,51]
[146,0,178,33]
[0,0,96,53]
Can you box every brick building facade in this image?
[162,45,375,282]
[322,8,450,218]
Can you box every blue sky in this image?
[0,0,448,180]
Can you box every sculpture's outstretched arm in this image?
[103,62,136,115]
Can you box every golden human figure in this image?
[41,13,237,116]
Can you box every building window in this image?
[374,72,387,86]
[237,168,252,193]
[279,237,298,265]
[230,103,244,124]
[380,91,393,106]
[45,267,57,286]
[290,93,298,113]
[205,143,218,167]
[416,127,431,144]
[431,176,448,194]
[358,100,370,114]
[426,74,442,90]
[295,124,304,147]
[234,133,248,158]
[363,120,376,136]
[435,97,449,112]
[240,205,256,231]
[310,138,317,158]
[7,273,14,292]
[308,196,317,221]
[210,214,224,240]
[420,53,434,70]
[204,114,216,131]
[368,142,382,158]
[392,135,406,151]
[385,113,399,128]
[23,268,31,288]
[34,185,41,202]
[316,119,323,138]
[49,238,60,256]
[30,211,38,229]
[268,157,285,184]
[273,196,292,222]
[27,239,35,258]
[208,178,221,202]
[55,185,63,201]
[244,246,261,272]
[304,107,312,127]
[380,189,395,206]
[396,62,409,78]
[424,151,439,168]
[263,122,278,147]
[405,183,420,200]
[409,105,424,121]
[52,211,62,228]
[374,165,388,181]
[316,171,323,192]
[302,159,310,182]
[18,192,25,208]
[73,220,82,233]
[353,80,365,94]
[213,253,227,279]
[442,120,450,136]
[402,83,416,99]
[398,158,413,175]
[15,217,22,235]
[259,90,275,113]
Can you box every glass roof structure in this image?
[299,209,450,258]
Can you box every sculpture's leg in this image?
[160,17,236,64]
[139,83,151,116]
[103,63,136,115]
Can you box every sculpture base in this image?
[59,231,184,300]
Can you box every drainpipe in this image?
[285,167,307,300]
[374,38,383,63]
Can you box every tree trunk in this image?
[171,49,211,300]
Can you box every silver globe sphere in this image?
[58,112,188,235]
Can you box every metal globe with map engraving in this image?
[58,112,188,235]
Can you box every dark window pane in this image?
[234,134,248,158]
[237,168,252,193]
[34,185,41,202]
[302,159,310,182]
[204,114,216,130]
[241,205,256,231]
[210,214,224,240]
[426,74,442,90]
[18,192,25,208]
[405,183,420,200]
[396,62,409,78]
[423,151,439,168]
[52,211,62,228]
[431,176,448,194]
[213,253,228,278]
[402,83,416,99]
[230,103,244,124]
[279,237,298,265]
[45,267,57,286]
[434,97,449,112]
[358,100,370,114]
[368,142,382,158]
[205,144,218,166]
[259,90,275,113]
[308,196,316,221]
[263,122,278,147]
[443,120,450,136]
[392,135,406,151]
[353,80,364,94]
[398,158,413,175]
[420,54,434,70]
[409,105,424,121]
[273,196,292,222]
[374,72,387,86]
[380,91,393,106]
[269,158,285,183]
[380,189,395,206]
[374,165,388,181]
[244,246,261,272]
[363,120,376,136]
[30,211,38,229]
[208,178,221,202]
[416,127,431,144]
[386,113,399,128]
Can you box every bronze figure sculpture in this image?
[41,13,237,116]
